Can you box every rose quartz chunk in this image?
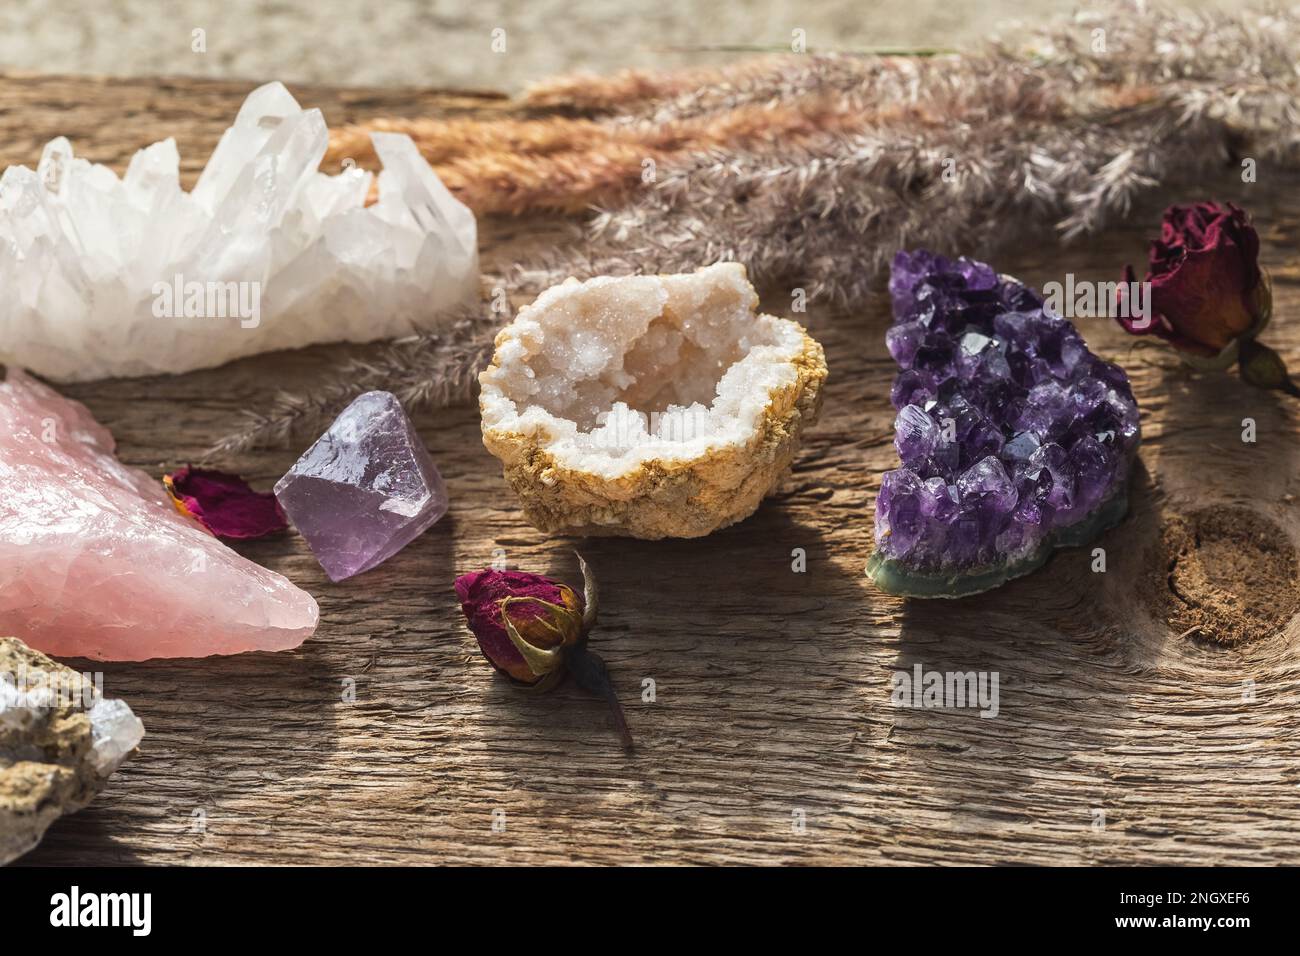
[0,369,319,661]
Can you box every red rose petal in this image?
[163,465,289,540]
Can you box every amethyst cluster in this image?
[875,250,1140,575]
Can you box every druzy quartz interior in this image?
[477,263,827,539]
[275,391,448,581]
[867,250,1140,597]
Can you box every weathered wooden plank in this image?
[4,73,1299,866]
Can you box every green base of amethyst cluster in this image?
[866,481,1131,599]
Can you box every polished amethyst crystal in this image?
[275,391,449,582]
[870,251,1140,594]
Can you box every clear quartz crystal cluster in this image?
[870,251,1140,594]
[275,391,448,582]
[0,369,319,660]
[479,263,827,538]
[1,636,144,864]
[0,82,479,382]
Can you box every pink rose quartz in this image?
[0,369,319,660]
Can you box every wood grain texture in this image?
[4,74,1299,866]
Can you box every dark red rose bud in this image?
[454,555,632,749]
[453,568,583,685]
[1119,202,1266,358]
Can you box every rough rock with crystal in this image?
[1,636,144,864]
[479,263,827,538]
[274,391,449,581]
[868,250,1140,597]
[0,82,479,382]
[0,369,319,659]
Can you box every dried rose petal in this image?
[163,466,288,540]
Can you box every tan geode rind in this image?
[480,297,827,540]
[0,638,140,864]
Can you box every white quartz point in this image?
[0,82,479,382]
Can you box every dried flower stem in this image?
[520,55,794,112]
[330,98,894,215]
[219,2,1300,452]
[206,305,500,458]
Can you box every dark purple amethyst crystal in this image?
[875,250,1140,572]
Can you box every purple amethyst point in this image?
[275,391,449,582]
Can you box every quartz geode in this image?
[0,82,478,382]
[867,251,1140,597]
[1,637,144,865]
[479,263,827,538]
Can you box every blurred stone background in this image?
[0,0,1231,92]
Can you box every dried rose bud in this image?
[454,555,632,749]
[1117,202,1298,396]
[453,568,584,686]
[1119,202,1267,360]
